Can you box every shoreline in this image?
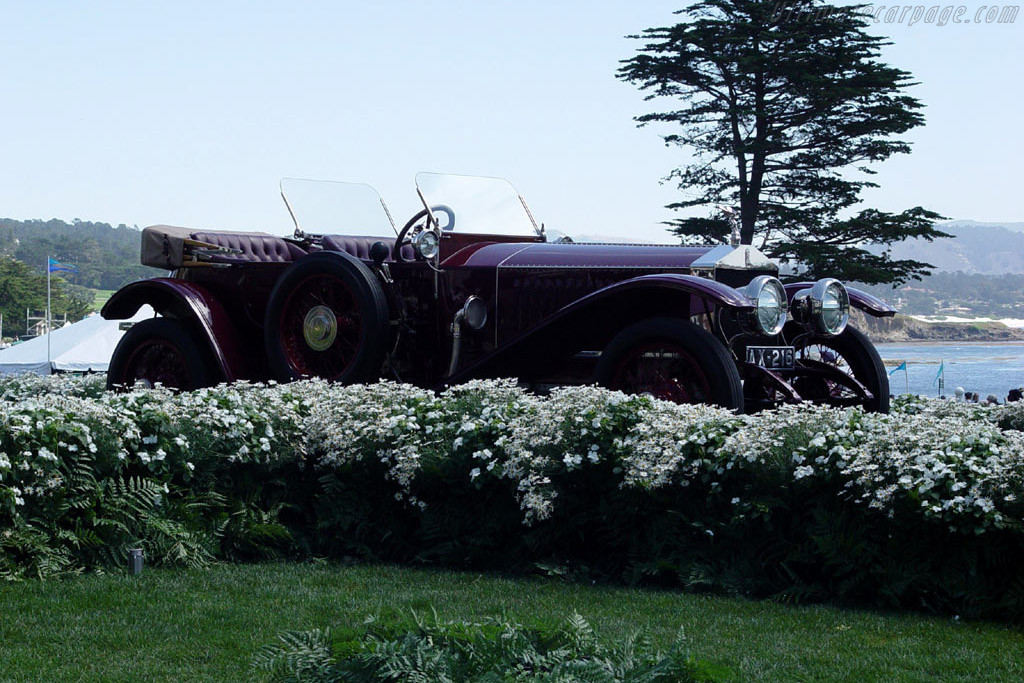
[875,340,1024,347]
[854,312,1024,344]
[909,315,1024,329]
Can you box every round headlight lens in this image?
[744,275,788,336]
[819,280,850,335]
[413,230,440,260]
[461,296,487,330]
[787,278,850,337]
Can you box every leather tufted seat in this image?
[320,235,414,262]
[190,232,307,263]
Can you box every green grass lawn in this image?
[0,562,1021,682]
[87,289,116,313]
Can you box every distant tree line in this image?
[856,272,1024,319]
[0,218,152,291]
[0,217,152,338]
[0,257,93,338]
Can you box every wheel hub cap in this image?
[303,305,338,351]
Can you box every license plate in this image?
[746,345,795,370]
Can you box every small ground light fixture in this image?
[129,548,144,575]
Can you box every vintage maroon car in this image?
[102,173,895,412]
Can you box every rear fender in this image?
[101,278,246,382]
[784,282,896,317]
[450,273,752,383]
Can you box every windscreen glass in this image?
[415,173,538,237]
[280,178,396,237]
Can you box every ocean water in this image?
[874,342,1024,401]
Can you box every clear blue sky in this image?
[1,1,1020,242]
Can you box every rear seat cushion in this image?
[320,235,414,262]
[183,231,413,265]
[190,232,307,263]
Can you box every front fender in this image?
[588,273,754,313]
[784,282,896,318]
[102,278,246,381]
[450,273,751,384]
[530,273,753,331]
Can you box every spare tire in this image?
[264,251,389,383]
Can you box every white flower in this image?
[794,465,815,480]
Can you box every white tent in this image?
[0,306,155,375]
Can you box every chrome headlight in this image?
[743,275,788,336]
[791,278,850,337]
[460,296,488,330]
[412,229,440,260]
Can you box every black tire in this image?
[107,318,218,391]
[264,251,389,383]
[593,317,743,411]
[788,323,890,413]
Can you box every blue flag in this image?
[47,257,77,274]
[888,361,907,377]
[933,360,945,386]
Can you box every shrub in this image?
[996,400,1024,432]
[3,375,1024,620]
[0,380,313,576]
[251,613,721,682]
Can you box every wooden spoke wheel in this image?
[264,251,388,383]
[787,323,890,413]
[594,317,743,411]
[107,318,216,391]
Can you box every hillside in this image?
[944,220,1024,234]
[0,217,153,290]
[880,220,1024,275]
[853,272,1024,319]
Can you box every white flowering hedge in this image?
[3,375,1024,618]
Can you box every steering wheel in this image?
[393,204,455,262]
